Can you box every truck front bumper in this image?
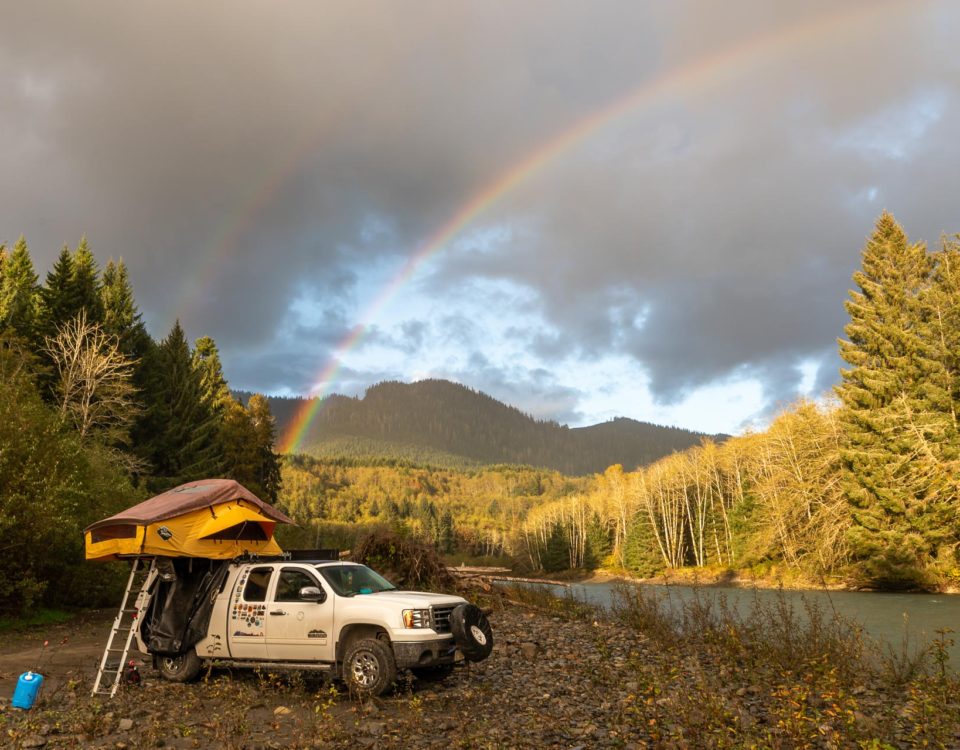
[392,637,458,668]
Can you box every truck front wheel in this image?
[156,649,202,683]
[343,638,397,697]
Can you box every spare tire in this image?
[450,603,493,662]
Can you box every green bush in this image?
[0,358,135,615]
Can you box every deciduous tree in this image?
[44,310,139,446]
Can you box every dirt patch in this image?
[0,610,149,697]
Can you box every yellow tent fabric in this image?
[84,479,294,561]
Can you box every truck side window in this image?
[275,568,320,602]
[243,567,273,602]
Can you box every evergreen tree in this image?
[583,512,612,569]
[39,246,75,340]
[437,509,455,553]
[248,393,282,502]
[101,258,151,360]
[0,236,40,343]
[39,238,105,340]
[71,237,104,324]
[192,336,232,413]
[622,511,664,577]
[836,212,946,586]
[135,321,223,489]
[923,238,960,427]
[220,397,261,492]
[541,522,569,572]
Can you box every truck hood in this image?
[345,591,466,609]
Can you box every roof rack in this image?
[233,548,341,564]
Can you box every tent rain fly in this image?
[84,479,295,561]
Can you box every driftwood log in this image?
[448,566,571,588]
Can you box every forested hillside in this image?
[259,380,718,474]
[0,237,282,615]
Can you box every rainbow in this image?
[262,1,906,453]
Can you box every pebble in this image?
[118,718,134,731]
[519,641,539,660]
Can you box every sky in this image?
[3,1,959,436]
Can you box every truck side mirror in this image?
[299,586,326,603]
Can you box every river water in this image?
[506,580,960,667]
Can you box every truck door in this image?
[265,566,335,662]
[227,566,272,660]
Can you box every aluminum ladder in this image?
[91,557,153,697]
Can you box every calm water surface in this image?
[509,580,960,666]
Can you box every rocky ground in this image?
[1,602,959,749]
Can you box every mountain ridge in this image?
[241,379,724,475]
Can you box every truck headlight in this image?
[402,608,431,629]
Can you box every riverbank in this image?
[2,595,958,749]
[563,566,960,595]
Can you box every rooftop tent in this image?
[84,479,295,561]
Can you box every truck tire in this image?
[343,638,397,697]
[450,604,493,662]
[156,649,203,683]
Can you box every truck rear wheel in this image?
[343,638,397,697]
[156,649,202,683]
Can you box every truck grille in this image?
[431,605,454,633]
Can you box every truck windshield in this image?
[317,564,397,596]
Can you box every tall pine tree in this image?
[71,237,104,324]
[39,238,105,340]
[192,336,232,413]
[135,321,223,490]
[39,246,76,339]
[248,393,282,502]
[101,258,151,360]
[0,236,40,344]
[836,212,947,586]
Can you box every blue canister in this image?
[12,671,43,710]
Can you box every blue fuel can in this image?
[12,671,43,709]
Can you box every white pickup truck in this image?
[134,557,493,696]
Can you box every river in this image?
[505,580,960,667]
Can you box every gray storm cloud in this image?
[2,1,959,427]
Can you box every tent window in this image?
[90,524,137,543]
[202,521,269,541]
[243,568,273,602]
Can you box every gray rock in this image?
[118,718,134,731]
[21,737,47,749]
[519,642,539,660]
